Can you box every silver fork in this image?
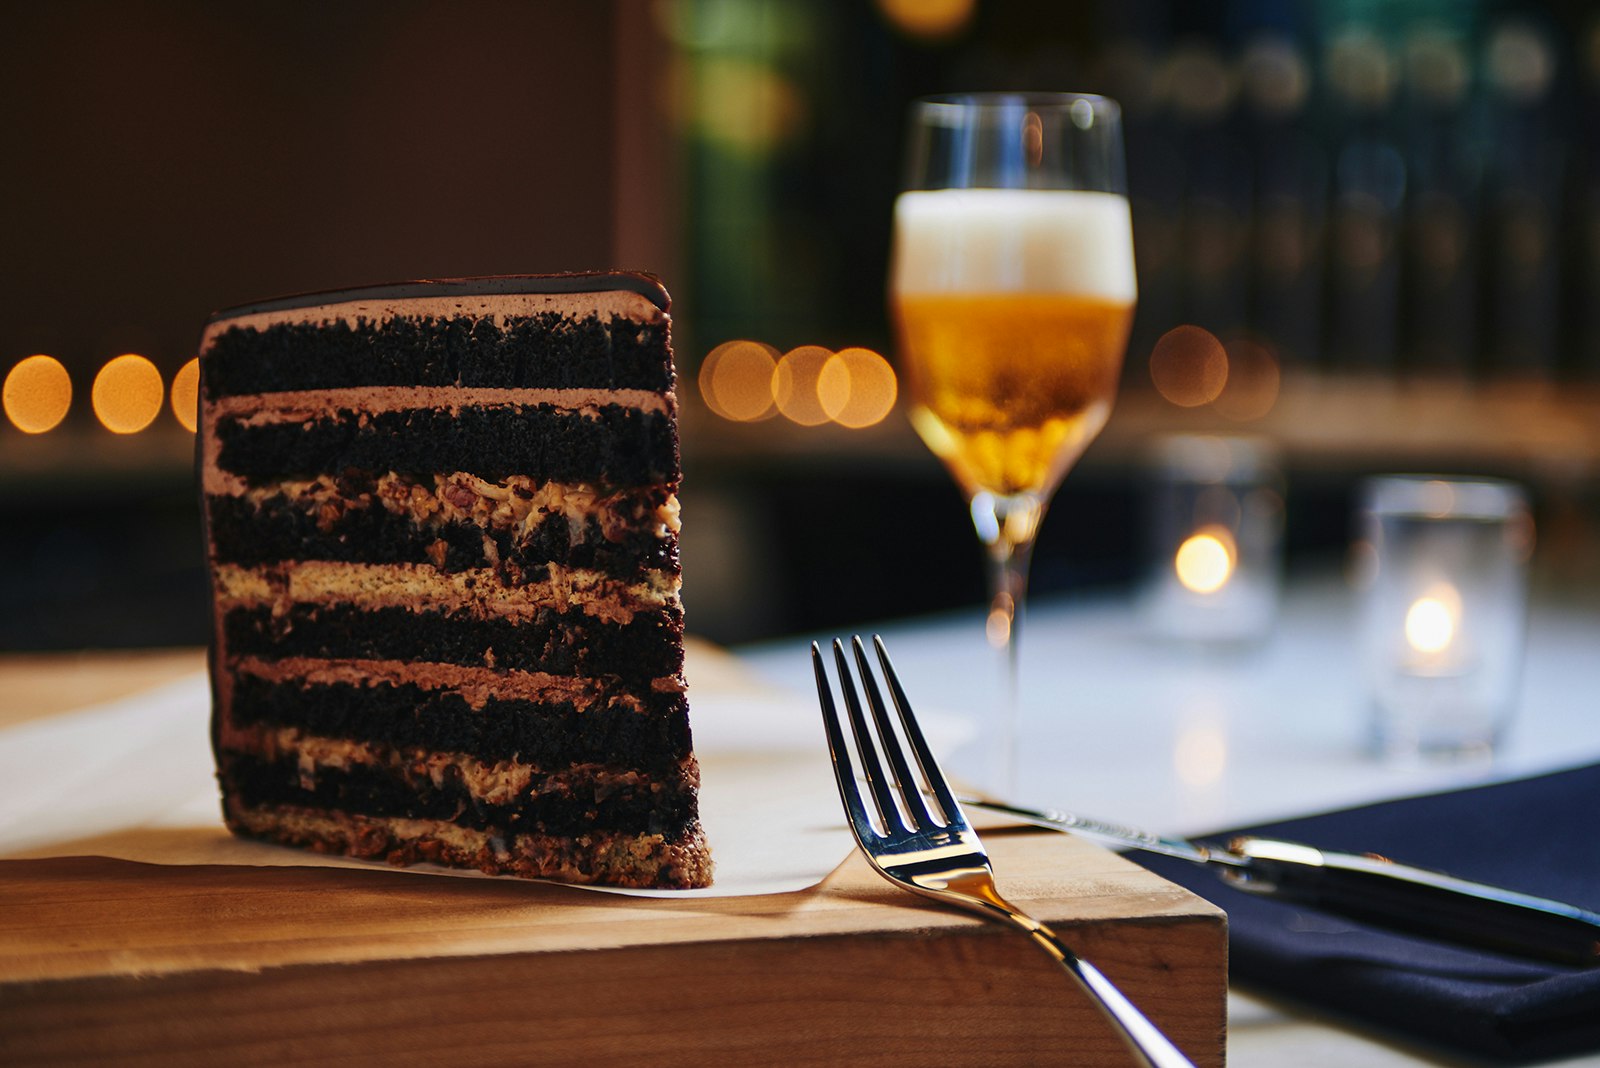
[812,635,1196,1068]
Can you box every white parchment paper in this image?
[0,645,914,899]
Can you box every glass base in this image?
[1369,702,1506,766]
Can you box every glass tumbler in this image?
[1142,435,1283,644]
[1358,476,1533,763]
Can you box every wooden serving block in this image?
[0,647,1224,1065]
[1,827,1224,1067]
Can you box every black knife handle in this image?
[1217,836,1600,967]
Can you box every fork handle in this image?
[992,906,1197,1068]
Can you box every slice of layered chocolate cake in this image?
[198,273,712,889]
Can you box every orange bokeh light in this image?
[772,345,834,427]
[875,0,975,40]
[819,347,898,428]
[3,354,73,434]
[92,353,164,434]
[1213,337,1281,421]
[700,340,779,422]
[1150,325,1228,408]
[170,357,201,433]
[703,340,901,429]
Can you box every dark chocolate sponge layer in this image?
[206,493,678,579]
[216,405,678,487]
[203,315,672,400]
[220,753,699,841]
[229,675,692,768]
[223,604,685,682]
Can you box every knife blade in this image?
[960,794,1600,967]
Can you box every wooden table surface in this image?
[0,647,206,729]
[0,648,1227,1067]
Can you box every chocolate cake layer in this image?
[222,604,685,680]
[220,752,698,840]
[224,805,711,889]
[214,404,677,486]
[204,491,677,578]
[226,674,691,767]
[203,314,672,400]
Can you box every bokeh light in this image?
[1150,325,1228,408]
[91,353,164,434]
[819,347,898,428]
[700,340,779,422]
[703,340,901,429]
[986,591,1015,648]
[1418,479,1457,519]
[1326,26,1395,108]
[1487,20,1554,101]
[3,355,73,434]
[1212,337,1281,421]
[1161,41,1237,120]
[772,345,834,426]
[1175,527,1236,594]
[1022,110,1045,165]
[874,0,974,41]
[1243,34,1311,117]
[1406,27,1469,107]
[1174,722,1228,787]
[171,357,201,433]
[690,58,806,155]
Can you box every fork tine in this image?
[872,634,964,828]
[850,635,937,832]
[810,642,876,841]
[830,639,908,834]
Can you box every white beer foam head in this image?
[892,189,1137,302]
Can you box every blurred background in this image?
[3,0,1599,651]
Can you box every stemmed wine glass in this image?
[889,93,1136,793]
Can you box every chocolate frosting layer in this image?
[228,655,683,708]
[211,561,677,627]
[205,271,670,326]
[210,387,671,420]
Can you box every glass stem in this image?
[970,491,1044,796]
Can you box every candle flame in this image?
[1175,527,1235,594]
[1405,594,1456,654]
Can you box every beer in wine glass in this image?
[890,93,1136,791]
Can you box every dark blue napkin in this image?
[1132,762,1600,1064]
